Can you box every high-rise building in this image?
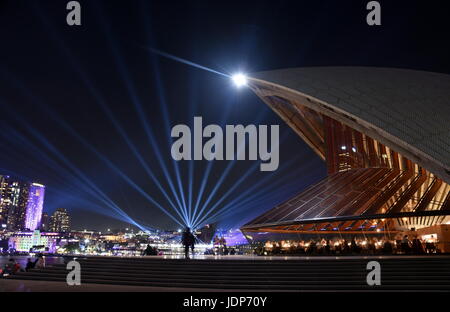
[0,175,45,231]
[24,183,45,231]
[5,180,28,231]
[40,212,49,232]
[0,175,8,227]
[50,208,71,233]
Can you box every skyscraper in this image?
[0,175,46,231]
[40,212,49,232]
[0,175,8,227]
[50,208,71,233]
[5,179,28,231]
[24,183,45,231]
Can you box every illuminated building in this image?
[24,183,45,231]
[100,234,125,242]
[6,180,28,231]
[4,179,31,231]
[8,230,58,253]
[241,67,450,239]
[0,175,9,227]
[1,176,46,231]
[49,208,71,233]
[0,175,22,229]
[40,212,49,231]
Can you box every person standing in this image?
[182,228,195,259]
[412,236,424,254]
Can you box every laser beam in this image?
[143,47,230,78]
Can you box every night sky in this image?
[0,0,449,231]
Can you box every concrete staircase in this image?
[8,256,450,291]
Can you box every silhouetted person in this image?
[324,240,331,254]
[334,242,342,255]
[25,258,34,272]
[307,240,317,255]
[181,227,195,259]
[350,237,359,254]
[342,240,350,254]
[144,244,158,256]
[401,235,411,254]
[368,240,376,255]
[425,235,436,254]
[274,242,282,255]
[412,237,424,254]
[382,240,393,254]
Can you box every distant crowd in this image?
[205,246,238,256]
[255,235,439,256]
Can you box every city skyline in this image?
[1,0,450,231]
[1,0,450,296]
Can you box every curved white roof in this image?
[250,67,450,182]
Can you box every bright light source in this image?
[231,73,248,87]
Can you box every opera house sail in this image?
[241,67,450,238]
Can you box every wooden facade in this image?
[241,77,450,235]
